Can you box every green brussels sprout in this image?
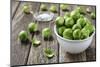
[60,4,68,11]
[32,38,41,47]
[72,24,81,31]
[65,17,74,28]
[58,26,66,36]
[91,12,96,19]
[28,22,38,33]
[50,5,57,13]
[42,28,52,38]
[63,28,73,40]
[55,16,64,27]
[84,23,95,35]
[18,30,28,41]
[70,10,80,21]
[44,48,54,58]
[76,6,85,14]
[86,7,92,13]
[81,28,90,39]
[64,12,70,19]
[77,15,86,28]
[40,4,47,11]
[22,4,30,14]
[73,29,81,40]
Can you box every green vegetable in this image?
[22,4,30,14]
[64,12,70,19]
[32,38,41,47]
[73,29,81,40]
[86,7,92,13]
[65,17,74,28]
[60,4,68,11]
[72,24,81,31]
[42,28,52,38]
[44,48,54,58]
[76,6,85,14]
[91,12,96,19]
[77,15,86,28]
[58,26,66,36]
[55,16,64,27]
[70,10,80,21]
[28,22,38,33]
[50,5,57,13]
[63,28,73,40]
[40,4,47,11]
[18,30,28,41]
[81,28,90,39]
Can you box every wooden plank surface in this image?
[11,1,96,66]
[27,3,59,64]
[11,0,20,18]
[11,2,40,66]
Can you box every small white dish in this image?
[34,12,54,22]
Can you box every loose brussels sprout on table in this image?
[22,4,30,14]
[32,38,41,47]
[28,22,38,33]
[40,4,47,11]
[60,4,68,11]
[18,30,28,41]
[49,5,57,13]
[55,16,64,27]
[90,12,96,19]
[86,7,92,13]
[42,28,52,39]
[76,6,86,14]
[44,48,54,58]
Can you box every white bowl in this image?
[54,25,95,54]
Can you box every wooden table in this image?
[11,0,96,66]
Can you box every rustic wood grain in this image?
[11,2,40,66]
[11,2,96,66]
[11,0,20,18]
[27,3,59,64]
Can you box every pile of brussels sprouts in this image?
[55,7,95,40]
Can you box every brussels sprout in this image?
[73,29,81,40]
[86,7,92,13]
[84,23,95,35]
[64,12,70,19]
[40,4,47,11]
[77,15,86,28]
[76,6,85,14]
[60,4,68,11]
[32,38,41,47]
[42,28,52,38]
[81,28,90,39]
[91,12,96,19]
[44,48,54,58]
[58,26,66,36]
[65,17,74,28]
[22,4,30,14]
[70,10,80,21]
[18,30,28,41]
[50,5,57,13]
[28,22,38,33]
[72,24,81,31]
[55,16,64,27]
[63,28,73,40]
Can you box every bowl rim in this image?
[54,25,95,42]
